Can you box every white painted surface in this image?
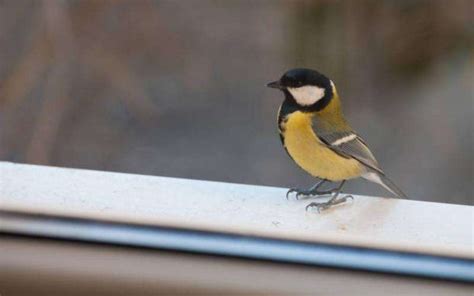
[0,162,472,258]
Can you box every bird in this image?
[267,68,407,211]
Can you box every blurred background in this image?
[0,0,472,205]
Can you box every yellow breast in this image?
[281,111,363,181]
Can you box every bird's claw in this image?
[305,194,353,212]
[305,202,332,213]
[296,192,306,199]
[286,188,298,200]
[286,188,319,200]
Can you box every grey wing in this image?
[317,130,384,175]
[312,118,407,198]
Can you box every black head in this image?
[267,68,334,111]
[268,68,331,89]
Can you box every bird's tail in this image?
[363,172,408,198]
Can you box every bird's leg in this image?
[287,179,332,200]
[305,180,353,212]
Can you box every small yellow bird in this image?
[267,68,406,211]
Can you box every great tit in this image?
[267,68,406,211]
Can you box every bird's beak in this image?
[266,80,284,90]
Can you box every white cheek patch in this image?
[288,86,325,106]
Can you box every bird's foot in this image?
[286,188,331,200]
[305,194,353,213]
[286,180,333,200]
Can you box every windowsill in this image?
[0,161,472,283]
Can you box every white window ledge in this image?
[0,161,473,282]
